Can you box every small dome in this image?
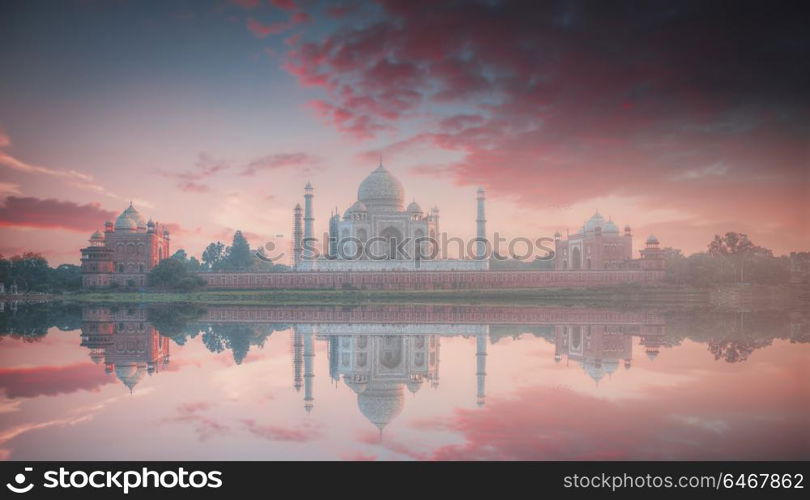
[343,200,368,219]
[358,164,405,212]
[90,230,104,241]
[406,377,423,394]
[646,350,659,361]
[646,234,659,244]
[406,201,422,213]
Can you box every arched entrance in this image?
[572,247,582,270]
[379,226,403,260]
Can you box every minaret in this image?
[475,187,487,260]
[293,204,303,268]
[303,182,314,261]
[292,328,303,392]
[303,329,315,413]
[476,333,487,407]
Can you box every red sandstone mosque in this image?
[80,202,171,288]
[80,164,664,289]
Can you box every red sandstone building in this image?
[80,203,170,288]
[553,211,664,272]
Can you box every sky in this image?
[0,0,808,265]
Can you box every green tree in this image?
[148,259,206,291]
[7,253,50,292]
[171,249,202,272]
[708,232,772,282]
[201,242,226,271]
[226,230,253,271]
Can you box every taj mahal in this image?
[291,160,489,271]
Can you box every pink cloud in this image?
[161,402,230,441]
[0,363,114,399]
[241,418,320,442]
[241,152,320,176]
[247,17,293,38]
[0,197,117,232]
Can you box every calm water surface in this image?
[0,302,807,460]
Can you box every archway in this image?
[379,226,403,260]
[572,247,581,270]
[380,336,403,369]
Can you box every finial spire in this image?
[379,151,383,167]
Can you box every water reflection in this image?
[0,302,808,460]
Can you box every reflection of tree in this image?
[664,309,809,363]
[199,324,287,364]
[0,302,82,342]
[148,304,207,341]
[708,338,773,363]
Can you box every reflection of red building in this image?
[80,203,170,288]
[554,319,667,383]
[80,307,170,392]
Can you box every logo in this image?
[6,467,34,494]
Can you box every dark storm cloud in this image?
[282,0,809,220]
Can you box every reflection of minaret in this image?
[303,182,314,261]
[475,188,487,260]
[292,328,303,392]
[476,333,487,407]
[303,328,315,413]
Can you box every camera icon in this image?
[255,234,286,263]
[6,467,34,494]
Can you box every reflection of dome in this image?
[582,360,605,382]
[343,200,367,218]
[357,382,405,430]
[603,219,620,233]
[646,350,659,360]
[89,349,105,364]
[602,359,620,375]
[406,377,423,394]
[115,203,146,231]
[358,164,404,211]
[114,363,145,391]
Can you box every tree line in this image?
[0,253,82,293]
[662,232,806,287]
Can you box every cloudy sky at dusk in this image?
[1,0,807,265]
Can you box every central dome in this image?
[358,164,404,212]
[115,203,147,231]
